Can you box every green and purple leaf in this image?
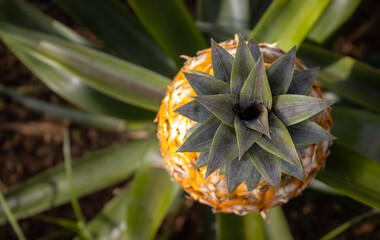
[272,95,332,126]
[194,94,238,127]
[288,120,335,145]
[248,38,261,62]
[256,113,302,170]
[287,68,319,95]
[207,124,239,177]
[248,145,281,191]
[226,155,254,195]
[177,117,221,153]
[195,152,209,169]
[211,39,234,83]
[266,46,296,96]
[243,106,270,137]
[245,166,262,191]
[235,117,262,159]
[240,56,272,110]
[183,72,230,96]
[230,35,255,95]
[281,160,305,182]
[174,100,213,123]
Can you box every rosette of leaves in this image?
[175,35,335,195]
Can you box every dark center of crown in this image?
[234,103,263,121]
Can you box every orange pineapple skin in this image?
[157,38,333,215]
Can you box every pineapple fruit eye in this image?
[237,103,263,121]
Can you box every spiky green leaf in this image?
[177,117,221,152]
[235,117,262,159]
[184,123,200,140]
[245,166,262,191]
[226,155,254,195]
[174,100,213,123]
[240,56,272,110]
[183,72,230,96]
[248,145,281,191]
[230,35,255,95]
[256,113,301,170]
[287,68,319,95]
[195,152,209,169]
[211,39,234,83]
[194,94,238,127]
[207,124,239,177]
[244,106,270,137]
[288,120,335,145]
[272,95,332,126]
[281,160,305,182]
[266,46,296,96]
[248,38,261,62]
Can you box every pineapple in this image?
[157,35,334,215]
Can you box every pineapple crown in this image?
[175,35,335,195]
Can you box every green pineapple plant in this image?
[0,0,379,239]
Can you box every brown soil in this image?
[1,0,380,239]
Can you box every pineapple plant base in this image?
[157,36,333,215]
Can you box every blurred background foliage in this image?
[0,0,379,239]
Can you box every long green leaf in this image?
[263,206,293,240]
[332,107,380,163]
[0,138,158,225]
[127,0,207,66]
[125,164,181,240]
[0,22,171,112]
[307,0,361,44]
[6,43,155,121]
[250,0,330,50]
[298,43,380,113]
[51,0,176,76]
[0,85,127,131]
[317,144,380,209]
[74,188,131,240]
[0,191,26,240]
[0,0,91,46]
[216,213,265,240]
[216,0,250,28]
[320,209,379,240]
[63,130,86,225]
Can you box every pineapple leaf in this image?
[240,55,272,110]
[174,100,213,123]
[219,164,227,175]
[245,166,262,191]
[206,123,239,177]
[184,123,200,140]
[266,46,296,96]
[248,38,261,62]
[235,117,262,159]
[272,95,332,126]
[282,160,305,181]
[183,72,230,96]
[177,117,221,152]
[288,120,336,145]
[211,39,234,83]
[248,145,281,191]
[287,68,319,95]
[195,152,209,169]
[194,94,238,127]
[244,106,270,138]
[230,34,255,95]
[256,113,302,170]
[226,155,254,195]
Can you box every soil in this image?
[1,0,380,239]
